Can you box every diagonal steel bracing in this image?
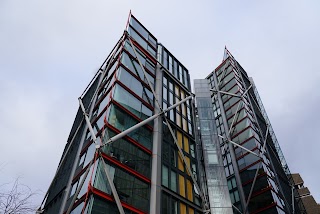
[243,126,269,214]
[62,35,125,214]
[78,98,125,214]
[76,75,196,213]
[212,65,254,211]
[210,89,242,98]
[215,63,291,213]
[218,135,260,158]
[214,84,252,155]
[66,159,94,214]
[127,35,210,211]
[103,95,193,146]
[99,152,125,214]
[217,62,230,87]
[38,36,125,211]
[66,30,213,213]
[77,94,195,213]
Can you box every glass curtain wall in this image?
[158,44,202,214]
[67,15,157,214]
[194,79,233,213]
[207,54,288,213]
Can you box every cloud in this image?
[269,80,320,201]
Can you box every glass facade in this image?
[42,14,304,214]
[202,49,302,214]
[159,46,201,213]
[194,79,233,213]
[43,14,203,214]
[64,14,158,214]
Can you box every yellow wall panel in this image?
[183,118,188,132]
[188,207,194,214]
[177,131,183,148]
[185,157,190,176]
[180,203,187,214]
[179,175,186,197]
[187,179,193,202]
[183,136,189,153]
[176,112,181,127]
[178,155,184,172]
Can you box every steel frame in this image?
[210,58,287,213]
[63,34,126,214]
[37,32,125,214]
[127,35,210,212]
[44,27,296,214]
[64,31,209,213]
[213,54,294,214]
[40,20,302,214]
[249,79,295,213]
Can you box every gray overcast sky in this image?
[1,0,319,207]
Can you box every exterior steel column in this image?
[244,76,292,213]
[149,63,163,214]
[58,73,105,214]
[211,69,247,211]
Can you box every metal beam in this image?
[79,97,125,214]
[164,116,210,211]
[66,159,93,214]
[38,118,84,210]
[246,79,294,213]
[59,35,123,214]
[244,126,269,213]
[150,63,162,214]
[228,84,252,136]
[210,89,241,98]
[128,35,162,109]
[218,135,260,158]
[79,98,100,148]
[103,95,193,146]
[232,204,244,214]
[211,67,247,210]
[228,101,243,136]
[99,153,125,214]
[223,84,252,155]
[127,34,210,210]
[217,65,228,88]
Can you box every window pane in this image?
[183,136,189,153]
[129,26,148,50]
[162,193,169,214]
[130,18,148,39]
[170,171,177,192]
[107,104,152,150]
[169,56,173,73]
[84,143,96,167]
[102,130,151,177]
[162,165,169,187]
[94,161,150,212]
[113,84,152,120]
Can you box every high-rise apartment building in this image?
[196,49,306,214]
[38,13,305,214]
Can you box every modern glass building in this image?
[200,49,306,214]
[39,13,305,214]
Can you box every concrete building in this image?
[292,173,320,214]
